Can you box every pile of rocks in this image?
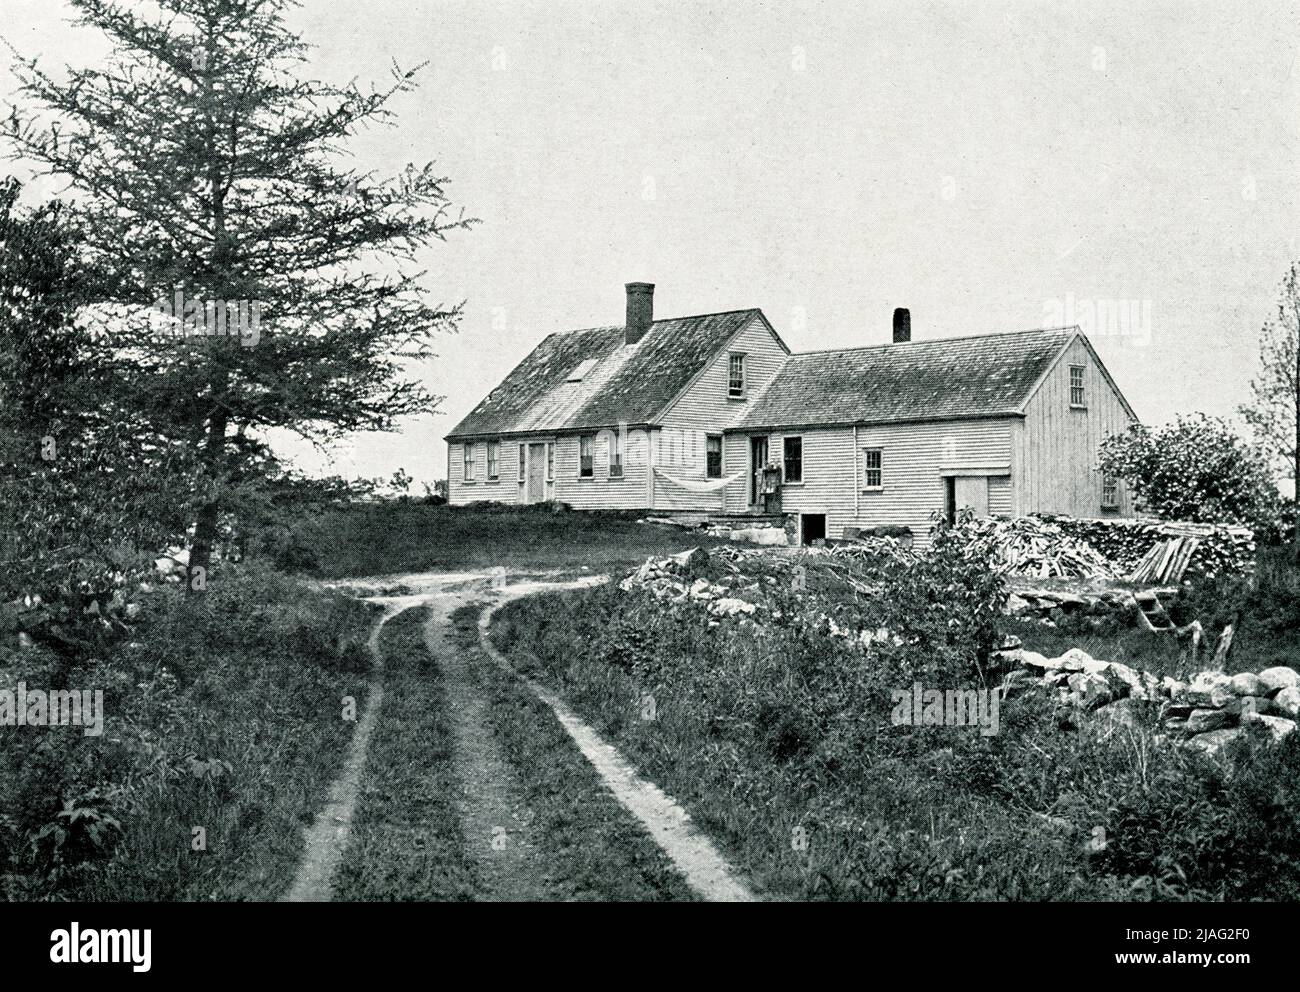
[1005,587,1140,622]
[617,550,760,621]
[1000,643,1299,760]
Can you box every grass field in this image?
[288,502,721,578]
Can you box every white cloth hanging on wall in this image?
[652,467,743,494]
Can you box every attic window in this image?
[566,358,598,383]
[728,354,746,397]
[1069,365,1086,408]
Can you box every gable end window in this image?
[783,436,803,483]
[706,434,723,479]
[728,353,746,397]
[1069,365,1086,408]
[1101,473,1119,509]
[486,441,499,481]
[862,448,882,489]
[579,435,594,478]
[463,443,476,481]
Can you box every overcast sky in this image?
[5,0,1299,488]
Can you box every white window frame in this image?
[486,440,499,481]
[518,444,526,483]
[727,353,746,397]
[463,443,476,482]
[706,434,723,479]
[546,441,554,481]
[1069,365,1086,408]
[783,435,803,484]
[579,435,594,479]
[1101,473,1119,509]
[861,447,883,490]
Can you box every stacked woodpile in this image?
[1127,537,1199,583]
[955,517,1115,578]
[817,537,918,567]
[1041,516,1255,579]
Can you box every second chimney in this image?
[625,282,654,345]
[892,307,911,343]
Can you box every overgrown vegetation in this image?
[1007,544,1300,679]
[0,563,373,901]
[490,535,1300,901]
[1099,413,1289,539]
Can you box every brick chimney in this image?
[625,282,654,345]
[892,307,911,343]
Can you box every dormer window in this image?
[728,353,746,397]
[566,358,597,383]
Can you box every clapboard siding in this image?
[728,418,1015,545]
[720,433,752,511]
[658,315,789,432]
[447,441,523,505]
[988,474,1012,516]
[552,428,651,510]
[649,314,788,511]
[1017,338,1136,517]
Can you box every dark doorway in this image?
[943,477,956,526]
[801,513,826,546]
[750,436,768,505]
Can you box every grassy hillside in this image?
[285,502,721,578]
[489,547,1300,901]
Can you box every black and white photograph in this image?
[0,0,1297,977]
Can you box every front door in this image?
[750,436,768,505]
[527,443,546,503]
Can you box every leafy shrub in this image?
[1099,413,1286,532]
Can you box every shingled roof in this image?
[734,326,1088,431]
[446,309,776,440]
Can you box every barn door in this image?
[953,475,989,518]
[527,443,546,503]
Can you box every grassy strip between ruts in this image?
[447,602,697,901]
[332,606,479,900]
